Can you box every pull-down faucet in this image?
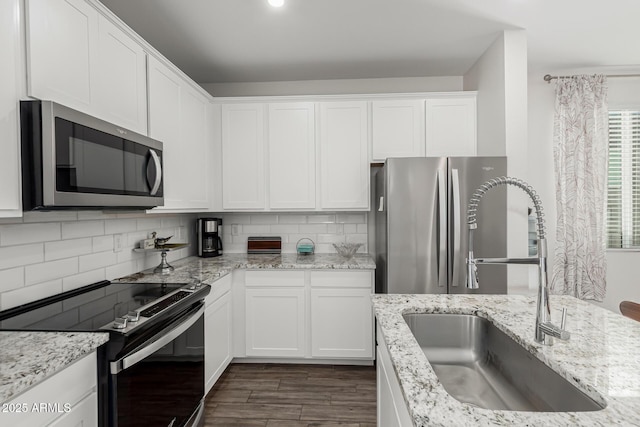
[466,177,569,345]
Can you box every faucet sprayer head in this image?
[466,256,479,289]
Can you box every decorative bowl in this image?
[333,243,363,259]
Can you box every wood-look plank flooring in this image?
[204,363,377,426]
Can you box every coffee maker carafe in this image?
[197,218,223,257]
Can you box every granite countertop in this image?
[372,294,640,426]
[0,331,109,404]
[113,253,376,286]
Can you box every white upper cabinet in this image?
[319,101,370,210]
[94,14,147,134]
[268,103,316,209]
[26,0,97,111]
[425,96,477,157]
[222,104,266,210]
[372,99,425,161]
[0,0,23,217]
[26,0,147,134]
[148,56,211,211]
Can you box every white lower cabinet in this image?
[0,352,98,427]
[245,287,306,357]
[238,270,374,361]
[377,326,413,426]
[205,275,233,394]
[310,271,374,359]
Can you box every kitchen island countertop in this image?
[372,293,640,426]
[113,253,376,286]
[0,331,108,404]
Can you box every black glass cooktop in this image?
[0,281,189,332]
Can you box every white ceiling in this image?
[101,0,640,84]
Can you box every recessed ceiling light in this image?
[268,0,284,7]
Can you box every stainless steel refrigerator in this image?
[375,157,507,294]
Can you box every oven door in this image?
[110,303,204,427]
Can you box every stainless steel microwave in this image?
[20,100,164,210]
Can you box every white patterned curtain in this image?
[551,75,608,301]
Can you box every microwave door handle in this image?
[110,305,204,375]
[146,149,162,196]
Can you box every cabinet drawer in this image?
[245,270,305,287]
[310,270,372,288]
[205,273,232,307]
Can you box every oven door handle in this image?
[110,305,204,375]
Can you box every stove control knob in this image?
[113,317,128,329]
[126,311,140,323]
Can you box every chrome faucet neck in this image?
[465,177,568,346]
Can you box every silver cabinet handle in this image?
[437,169,447,288]
[110,305,203,374]
[451,168,461,286]
[146,149,162,196]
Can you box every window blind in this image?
[607,110,640,248]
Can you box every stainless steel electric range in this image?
[0,280,210,427]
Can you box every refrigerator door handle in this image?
[451,168,461,286]
[437,169,447,288]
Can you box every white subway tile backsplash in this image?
[1,222,61,246]
[250,215,278,224]
[317,234,345,244]
[0,213,197,310]
[62,269,107,292]
[270,224,299,234]
[0,267,24,293]
[62,220,105,239]
[307,214,336,224]
[0,244,44,269]
[1,279,63,310]
[278,214,307,224]
[45,238,92,261]
[357,224,368,233]
[105,219,137,234]
[92,235,114,253]
[243,225,271,234]
[23,211,78,223]
[25,258,78,286]
[343,224,357,234]
[136,217,162,231]
[299,224,328,234]
[223,214,251,224]
[79,252,117,272]
[336,213,366,223]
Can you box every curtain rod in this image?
[543,73,640,83]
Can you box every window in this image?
[607,110,640,248]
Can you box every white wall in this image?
[464,30,531,294]
[201,76,463,97]
[527,65,640,313]
[0,212,195,311]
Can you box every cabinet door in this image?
[94,14,147,134]
[319,101,369,210]
[245,288,305,357]
[48,392,97,427]
[222,104,266,210]
[26,0,98,111]
[372,99,425,161]
[425,96,477,156]
[147,56,181,209]
[178,85,211,209]
[0,0,22,217]
[310,288,373,359]
[205,291,232,394]
[268,102,316,209]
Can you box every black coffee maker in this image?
[197,218,223,257]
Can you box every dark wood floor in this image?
[204,363,377,426]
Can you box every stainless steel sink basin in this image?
[403,313,605,412]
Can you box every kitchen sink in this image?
[403,313,605,412]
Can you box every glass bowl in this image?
[333,243,363,259]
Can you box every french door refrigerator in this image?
[375,157,507,295]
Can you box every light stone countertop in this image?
[372,293,640,426]
[0,331,109,404]
[113,253,376,286]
